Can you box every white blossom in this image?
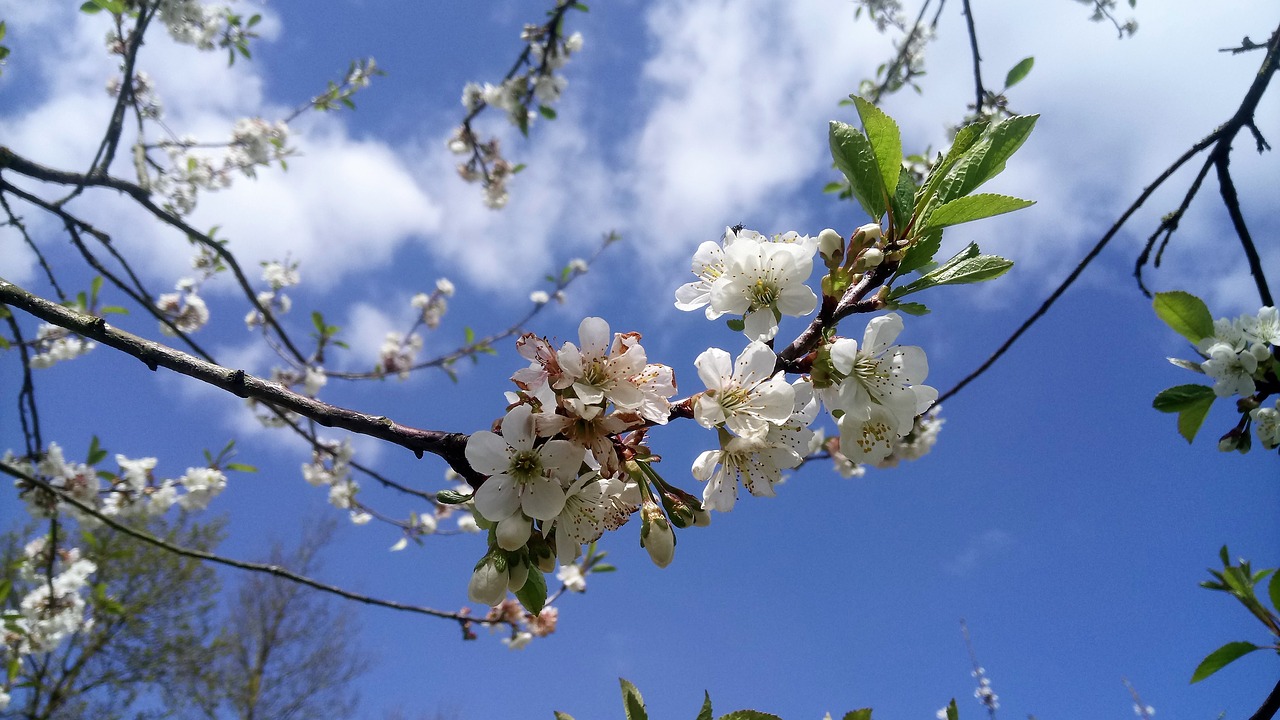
[693,341,794,441]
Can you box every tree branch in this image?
[0,275,482,486]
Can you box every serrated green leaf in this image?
[888,243,1012,299]
[1004,56,1034,89]
[829,120,886,221]
[889,171,916,233]
[843,710,873,720]
[920,194,1034,231]
[896,229,942,277]
[514,567,547,614]
[1152,384,1216,412]
[1154,291,1214,344]
[925,115,1038,217]
[436,489,473,505]
[726,318,745,332]
[1191,641,1259,682]
[696,692,714,720]
[914,121,987,216]
[852,96,902,207]
[619,678,648,720]
[716,712,784,720]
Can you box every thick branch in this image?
[0,275,483,486]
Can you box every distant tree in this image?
[199,516,370,720]
[1,515,224,720]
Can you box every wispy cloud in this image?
[945,529,1012,576]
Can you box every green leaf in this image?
[843,710,873,720]
[80,1,104,12]
[946,699,959,720]
[1154,291,1214,344]
[1191,641,1260,682]
[224,462,257,473]
[914,121,987,216]
[619,678,648,720]
[923,114,1038,218]
[86,436,107,466]
[539,105,557,120]
[1152,384,1216,412]
[464,327,475,344]
[852,96,902,208]
[888,243,1012,300]
[726,318,745,332]
[829,120,886,221]
[93,0,126,13]
[1267,568,1280,615]
[823,181,846,194]
[696,692,714,720]
[100,305,129,315]
[919,194,1034,232]
[435,489,473,505]
[554,712,576,720]
[896,229,942,277]
[888,171,916,234]
[0,21,7,42]
[887,301,930,316]
[1003,56,1034,89]
[514,567,547,614]
[716,712,784,720]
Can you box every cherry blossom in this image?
[466,404,584,525]
[693,341,794,441]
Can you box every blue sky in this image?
[1,1,1278,718]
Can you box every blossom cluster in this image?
[1177,305,1280,450]
[246,260,300,329]
[302,439,371,525]
[5,537,97,657]
[9,442,228,522]
[463,317,678,605]
[150,118,292,216]
[447,12,584,208]
[156,278,210,335]
[28,323,95,368]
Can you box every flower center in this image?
[509,450,542,483]
[748,279,779,308]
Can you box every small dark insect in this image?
[730,223,745,233]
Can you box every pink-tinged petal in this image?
[695,348,732,391]
[501,404,537,451]
[776,284,818,317]
[539,440,585,483]
[474,474,520,522]
[888,345,929,384]
[610,345,648,377]
[577,316,611,359]
[496,513,532,550]
[863,313,904,355]
[734,340,778,388]
[465,431,513,476]
[742,309,778,341]
[521,479,567,520]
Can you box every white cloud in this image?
[946,528,1012,576]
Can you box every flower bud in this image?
[656,481,704,529]
[467,552,508,606]
[495,513,532,551]
[506,556,530,592]
[859,247,884,269]
[854,222,883,247]
[692,508,712,527]
[817,228,844,263]
[640,501,675,568]
[1218,428,1251,454]
[527,532,558,574]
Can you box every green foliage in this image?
[887,242,1013,301]
[515,560,548,614]
[918,193,1035,232]
[1152,384,1215,443]
[1153,291,1214,344]
[558,679,907,720]
[829,120,887,222]
[1192,548,1280,682]
[1003,56,1035,89]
